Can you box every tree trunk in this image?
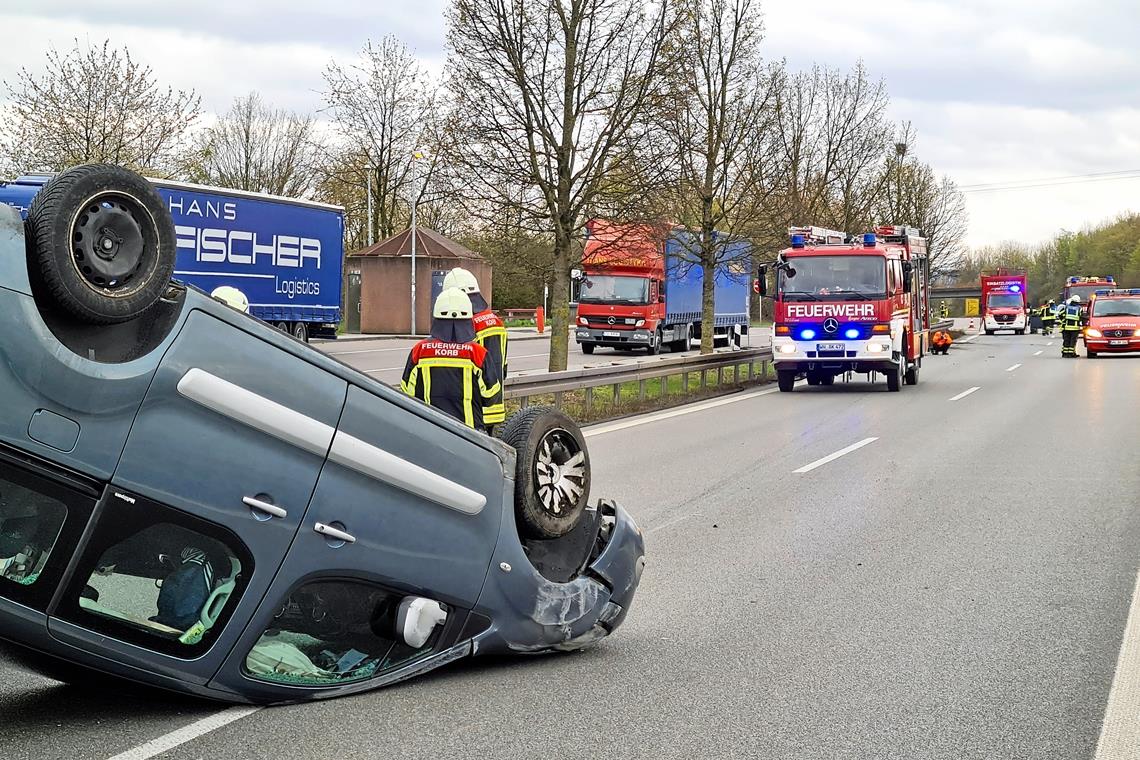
[700,199,717,355]
[547,229,572,372]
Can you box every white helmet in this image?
[211,286,249,313]
[1069,295,1080,304]
[433,287,473,319]
[442,267,480,295]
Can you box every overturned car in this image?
[0,165,644,703]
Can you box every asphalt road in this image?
[318,328,772,385]
[2,332,1139,759]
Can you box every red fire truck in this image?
[764,225,930,393]
[1062,276,1117,316]
[980,270,1028,335]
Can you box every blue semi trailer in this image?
[0,173,344,341]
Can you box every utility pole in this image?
[365,164,375,246]
[410,150,424,335]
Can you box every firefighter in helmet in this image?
[939,300,949,319]
[401,288,501,430]
[443,267,507,432]
[1040,298,1057,336]
[1060,295,1083,357]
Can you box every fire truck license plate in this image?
[603,331,621,337]
[817,342,844,353]
[1110,340,1128,345]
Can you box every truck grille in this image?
[994,314,1015,324]
[1102,329,1133,338]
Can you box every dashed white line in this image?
[1034,350,1043,356]
[585,386,784,437]
[949,386,981,402]
[1094,569,1140,759]
[104,706,262,760]
[1006,363,1022,372]
[793,437,878,474]
[1047,341,1055,346]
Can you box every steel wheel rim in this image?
[68,190,157,296]
[533,428,586,518]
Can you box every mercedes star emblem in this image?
[823,318,839,333]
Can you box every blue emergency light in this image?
[799,328,816,340]
[1108,276,1116,283]
[862,233,876,247]
[1009,284,1021,293]
[1095,289,1110,296]
[844,327,861,339]
[791,234,805,249]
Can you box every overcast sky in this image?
[3,0,1139,248]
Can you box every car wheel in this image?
[25,164,176,324]
[887,359,903,392]
[1088,350,1098,358]
[777,370,795,392]
[581,342,595,355]
[497,406,590,539]
[291,321,308,343]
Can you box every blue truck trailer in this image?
[575,220,751,354]
[0,174,344,341]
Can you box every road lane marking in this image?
[1047,341,1055,346]
[948,387,980,402]
[648,512,701,534]
[1094,569,1140,759]
[105,706,262,760]
[960,334,980,343]
[1006,363,1022,372]
[585,386,784,438]
[793,437,878,474]
[329,346,413,355]
[1034,350,1043,356]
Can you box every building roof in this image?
[348,227,484,260]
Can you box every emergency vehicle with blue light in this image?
[980,270,1028,335]
[1063,276,1116,317]
[1083,288,1140,357]
[763,225,930,393]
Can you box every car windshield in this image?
[1066,285,1105,302]
[778,256,886,300]
[987,294,1024,309]
[578,275,650,304]
[1092,298,1140,317]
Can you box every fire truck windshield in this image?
[779,256,885,300]
[1092,298,1140,317]
[579,275,650,305]
[987,293,1023,309]
[1065,285,1103,302]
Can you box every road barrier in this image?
[505,347,774,416]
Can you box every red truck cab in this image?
[1084,288,1140,357]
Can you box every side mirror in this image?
[570,268,583,280]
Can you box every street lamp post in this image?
[365,165,376,247]
[410,150,426,335]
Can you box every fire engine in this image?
[763,225,931,393]
[980,270,1028,335]
[1062,276,1116,315]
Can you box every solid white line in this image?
[647,512,701,534]
[1094,569,1140,759]
[105,707,262,760]
[1047,341,1055,346]
[1034,350,1044,356]
[960,334,981,343]
[948,386,981,402]
[329,346,412,355]
[1006,363,1022,372]
[793,437,878,474]
[585,386,783,438]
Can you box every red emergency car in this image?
[1084,289,1140,357]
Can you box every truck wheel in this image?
[820,375,835,386]
[496,406,590,539]
[274,321,289,333]
[291,322,309,343]
[646,327,662,355]
[1015,329,1025,335]
[581,342,595,355]
[806,374,820,386]
[904,358,920,386]
[1088,350,1098,358]
[25,164,176,324]
[777,370,795,392]
[887,360,903,392]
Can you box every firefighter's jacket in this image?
[1040,306,1056,323]
[472,309,508,424]
[1061,304,1083,331]
[401,340,501,429]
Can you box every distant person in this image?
[401,288,500,430]
[443,268,507,433]
[1040,299,1057,336]
[1060,296,1083,358]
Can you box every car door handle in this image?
[242,496,287,519]
[314,522,356,544]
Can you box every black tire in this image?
[904,358,920,386]
[887,360,903,392]
[25,164,176,324]
[581,342,595,355]
[1087,351,1098,358]
[1016,329,1025,335]
[496,406,591,539]
[274,321,290,333]
[820,374,835,386]
[806,375,820,386]
[777,370,795,392]
[291,321,308,343]
[985,329,994,336]
[646,327,662,355]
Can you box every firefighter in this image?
[401,288,501,430]
[939,300,949,319]
[931,329,953,355]
[1060,295,1083,358]
[442,267,507,432]
[1040,299,1057,336]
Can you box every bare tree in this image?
[186,92,320,197]
[323,37,441,243]
[446,0,674,371]
[647,0,774,353]
[1,40,200,176]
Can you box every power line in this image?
[959,168,1140,190]
[962,171,1140,195]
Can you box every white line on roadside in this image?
[960,334,981,343]
[1006,363,1022,372]
[1047,341,1055,346]
[105,706,262,760]
[948,386,981,402]
[585,386,785,437]
[648,512,701,534]
[1094,569,1140,759]
[793,437,878,474]
[329,346,414,355]
[1034,350,1043,356]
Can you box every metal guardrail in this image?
[505,347,774,414]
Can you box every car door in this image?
[48,310,347,683]
[209,383,507,699]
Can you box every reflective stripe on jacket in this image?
[472,310,508,424]
[1062,304,1082,330]
[401,340,501,429]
